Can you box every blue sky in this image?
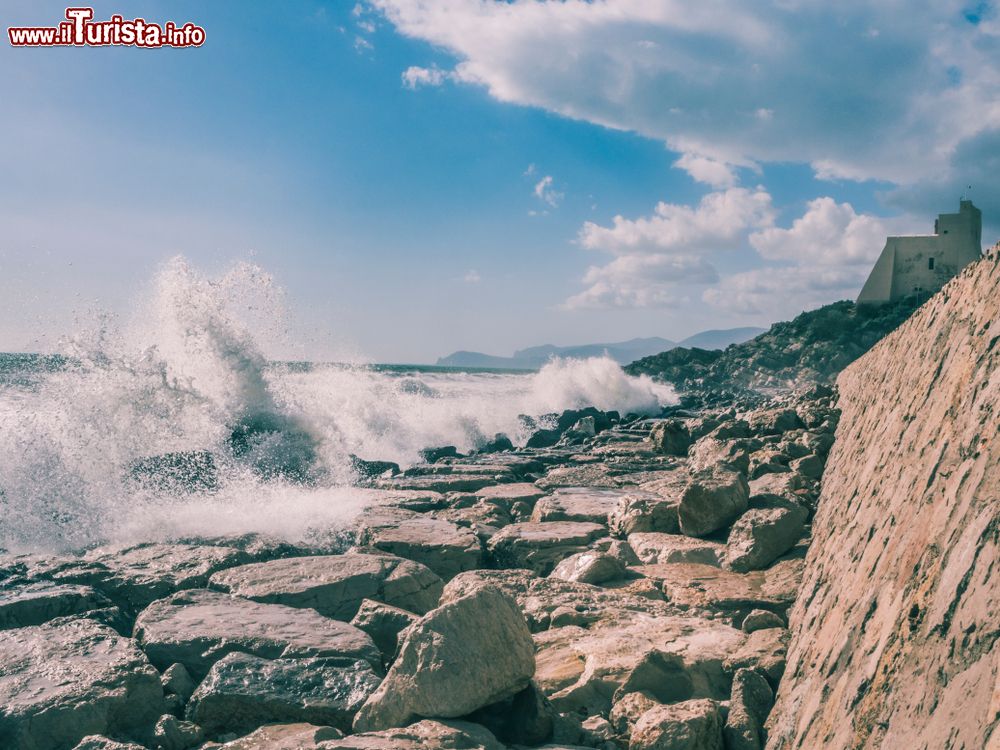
[2,1,998,363]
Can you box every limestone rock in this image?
[531,487,626,524]
[608,493,681,538]
[687,437,753,475]
[629,699,723,750]
[0,582,112,629]
[208,553,442,620]
[151,714,204,750]
[628,533,722,566]
[678,467,749,538]
[133,589,380,679]
[648,419,692,456]
[161,663,197,702]
[474,482,547,511]
[609,691,659,735]
[322,719,505,750]
[722,507,806,572]
[549,550,625,585]
[352,584,535,731]
[186,653,380,735]
[487,521,605,575]
[464,682,555,746]
[0,619,164,750]
[723,668,773,750]
[72,738,147,750]
[723,627,788,687]
[349,598,418,662]
[740,609,784,633]
[216,723,343,749]
[358,518,482,580]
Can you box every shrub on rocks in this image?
[678,467,750,537]
[352,584,535,732]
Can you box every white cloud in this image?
[565,253,718,310]
[463,269,481,283]
[371,0,1000,187]
[672,153,739,189]
[533,175,563,207]
[401,65,450,89]
[579,187,774,255]
[702,265,868,316]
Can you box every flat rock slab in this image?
[474,482,547,510]
[0,619,164,750]
[533,613,745,715]
[487,521,606,575]
[374,474,502,493]
[83,543,250,609]
[187,653,380,736]
[0,582,112,629]
[216,724,344,749]
[322,719,504,750]
[628,533,723,566]
[634,560,802,620]
[531,488,630,525]
[535,464,634,490]
[358,518,482,580]
[208,553,442,620]
[133,589,380,679]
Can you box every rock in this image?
[465,682,555,746]
[350,456,400,479]
[358,518,482,580]
[564,416,597,440]
[723,508,806,572]
[747,408,803,436]
[526,427,563,449]
[531,488,627,524]
[208,553,442,620]
[549,551,626,584]
[723,628,788,688]
[788,452,824,479]
[487,521,606,575]
[151,714,204,750]
[375,474,502,493]
[535,463,628,490]
[687,437,753,475]
[580,714,616,744]
[82,543,250,610]
[629,699,723,750]
[627,533,723,566]
[353,584,535,731]
[421,445,462,463]
[678,467,749,538]
[350,598,418,662]
[478,433,515,453]
[73,738,147,750]
[740,609,785,633]
[609,494,681,538]
[161,663,197,702]
[323,719,505,750]
[0,582,112,629]
[723,669,773,750]
[609,691,659,735]
[0,619,164,750]
[533,614,744,715]
[186,653,380,736]
[474,482,547,511]
[648,419,691,456]
[133,589,380,679]
[216,723,343,749]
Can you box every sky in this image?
[1,1,998,364]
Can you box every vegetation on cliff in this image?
[625,295,929,395]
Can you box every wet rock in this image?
[375,474,502,493]
[531,488,626,525]
[0,619,164,750]
[723,668,773,750]
[133,589,380,679]
[0,582,112,629]
[358,518,482,580]
[723,508,806,572]
[630,698,723,750]
[208,553,442,620]
[740,609,785,633]
[678,467,749,538]
[526,427,563,449]
[349,598,418,663]
[648,419,691,456]
[151,714,204,750]
[353,584,535,732]
[216,723,343,749]
[350,456,400,479]
[421,446,463,463]
[628,533,723,566]
[564,416,597,441]
[549,550,625,585]
[186,653,380,736]
[324,719,504,750]
[478,433,515,453]
[487,521,606,575]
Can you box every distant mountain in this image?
[435,328,764,370]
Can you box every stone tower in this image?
[857,200,982,304]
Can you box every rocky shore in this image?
[0,389,837,750]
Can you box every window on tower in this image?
[928,257,935,270]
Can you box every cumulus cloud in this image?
[702,265,870,316]
[370,0,1000,187]
[672,153,740,189]
[401,65,450,89]
[579,187,774,255]
[565,253,718,310]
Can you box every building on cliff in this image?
[857,199,982,304]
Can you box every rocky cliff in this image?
[767,254,1000,748]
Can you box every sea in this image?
[0,258,675,553]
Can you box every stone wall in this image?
[768,254,1000,748]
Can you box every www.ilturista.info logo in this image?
[8,7,205,48]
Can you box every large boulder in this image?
[208,553,442,620]
[723,508,806,572]
[186,653,380,736]
[487,521,605,575]
[324,719,505,750]
[678,468,749,538]
[608,494,681,538]
[0,582,112,629]
[0,619,164,750]
[629,699,723,750]
[648,419,692,456]
[350,599,419,662]
[352,584,535,731]
[358,518,482,580]
[214,723,343,749]
[549,551,625,585]
[133,589,380,679]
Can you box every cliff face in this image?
[767,255,1000,748]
